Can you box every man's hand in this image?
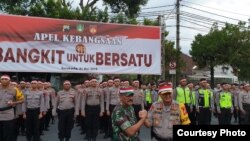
[7,100,15,107]
[139,110,147,120]
[81,112,86,117]
[106,111,110,116]
[39,113,43,119]
[23,113,26,119]
[99,112,103,117]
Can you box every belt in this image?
[0,106,13,111]
[154,135,173,141]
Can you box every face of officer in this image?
[91,79,98,88]
[180,79,187,87]
[108,80,113,87]
[0,77,10,87]
[84,81,90,87]
[114,79,120,87]
[31,82,38,89]
[63,83,71,91]
[133,81,139,88]
[200,80,207,89]
[124,81,130,87]
[120,93,134,107]
[160,92,172,106]
[20,82,26,89]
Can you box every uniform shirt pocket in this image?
[152,112,162,128]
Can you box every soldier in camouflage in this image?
[112,87,147,141]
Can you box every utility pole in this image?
[159,15,166,81]
[176,0,181,84]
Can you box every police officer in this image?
[22,80,45,141]
[216,82,234,124]
[112,87,147,141]
[230,83,240,123]
[106,78,120,139]
[100,81,109,138]
[0,75,23,141]
[187,82,197,125]
[238,83,250,124]
[132,80,144,121]
[81,78,104,141]
[43,82,53,130]
[145,84,190,141]
[18,81,27,136]
[195,78,214,125]
[174,78,192,122]
[53,80,79,141]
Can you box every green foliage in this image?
[103,0,148,18]
[190,22,250,81]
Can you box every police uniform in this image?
[22,83,45,141]
[174,86,192,122]
[216,84,233,125]
[133,88,144,121]
[102,85,110,137]
[53,84,79,141]
[81,86,104,141]
[238,84,250,124]
[43,83,53,130]
[146,85,190,141]
[0,79,19,141]
[106,85,120,139]
[195,88,214,125]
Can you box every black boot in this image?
[65,138,69,141]
[59,138,64,141]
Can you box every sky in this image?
[140,0,250,55]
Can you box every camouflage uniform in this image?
[112,104,139,141]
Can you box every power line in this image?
[181,18,211,29]
[182,0,250,17]
[165,6,176,20]
[181,11,234,25]
[141,4,175,10]
[182,4,245,22]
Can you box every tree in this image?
[103,0,148,18]
[190,22,250,86]
[0,0,148,19]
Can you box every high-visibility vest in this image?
[157,96,162,102]
[179,103,191,125]
[191,91,196,105]
[176,87,191,104]
[145,89,152,103]
[198,89,210,107]
[219,91,232,108]
[15,87,24,101]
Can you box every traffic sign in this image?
[169,69,176,74]
[169,61,176,69]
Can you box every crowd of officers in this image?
[0,74,250,141]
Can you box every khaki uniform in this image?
[147,101,190,140]
[0,85,17,141]
[23,89,45,141]
[133,88,144,121]
[81,87,104,140]
[106,86,120,111]
[238,90,250,124]
[54,88,79,140]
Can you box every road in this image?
[17,118,151,141]
[17,114,237,141]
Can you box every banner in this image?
[0,15,161,74]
